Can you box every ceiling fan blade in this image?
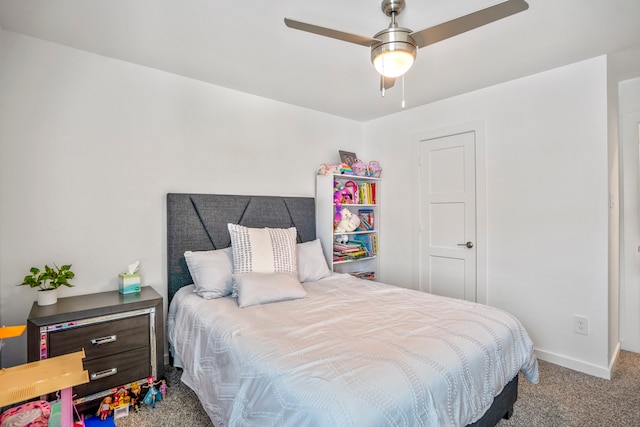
[380,76,396,91]
[284,18,380,47]
[410,0,529,48]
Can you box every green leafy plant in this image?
[19,264,75,291]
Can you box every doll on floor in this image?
[97,396,112,420]
[130,381,141,413]
[142,377,162,408]
[159,379,167,399]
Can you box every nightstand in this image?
[26,287,164,409]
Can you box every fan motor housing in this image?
[370,27,417,64]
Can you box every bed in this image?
[166,193,538,427]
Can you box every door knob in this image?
[457,241,474,249]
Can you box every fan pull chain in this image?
[401,75,406,108]
[381,61,386,97]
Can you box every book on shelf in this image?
[356,182,377,205]
[356,208,374,231]
[350,234,375,256]
[333,240,369,261]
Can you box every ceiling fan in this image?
[285,0,529,91]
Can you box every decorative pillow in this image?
[227,224,298,274]
[184,247,233,299]
[297,239,332,282]
[234,272,308,308]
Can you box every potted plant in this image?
[19,264,75,306]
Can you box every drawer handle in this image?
[90,368,117,380]
[90,335,117,345]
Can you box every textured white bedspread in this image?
[168,274,538,427]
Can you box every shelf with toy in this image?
[316,173,380,278]
[333,230,375,236]
[333,256,377,265]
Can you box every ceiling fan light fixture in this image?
[285,0,529,92]
[372,45,415,78]
[371,27,417,78]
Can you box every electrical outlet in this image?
[574,315,589,335]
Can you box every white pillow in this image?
[234,272,308,308]
[297,239,332,282]
[184,247,233,299]
[227,224,298,274]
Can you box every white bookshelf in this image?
[316,174,380,279]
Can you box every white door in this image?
[419,132,476,301]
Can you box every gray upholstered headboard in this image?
[166,193,316,303]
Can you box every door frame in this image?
[620,111,640,351]
[411,120,488,304]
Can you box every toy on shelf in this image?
[97,396,112,420]
[318,163,341,175]
[333,180,360,224]
[368,161,382,177]
[351,159,367,176]
[318,161,382,177]
[339,163,353,175]
[335,208,361,233]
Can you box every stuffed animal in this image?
[318,163,341,175]
[335,208,361,233]
[335,234,349,244]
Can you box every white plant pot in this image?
[37,288,58,306]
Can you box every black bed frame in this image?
[166,193,517,426]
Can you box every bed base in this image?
[468,375,518,426]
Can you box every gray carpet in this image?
[111,351,640,427]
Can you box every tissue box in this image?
[119,273,141,294]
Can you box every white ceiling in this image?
[1,0,639,122]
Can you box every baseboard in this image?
[608,341,622,378]
[535,345,619,380]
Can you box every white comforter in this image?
[168,274,538,427]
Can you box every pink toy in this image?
[368,161,382,177]
[0,400,51,427]
[159,379,167,399]
[334,181,358,223]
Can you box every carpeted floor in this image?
[108,351,640,427]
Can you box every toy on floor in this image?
[130,381,141,413]
[111,387,132,420]
[142,377,162,409]
[0,400,51,427]
[97,396,112,420]
[112,387,130,408]
[159,379,167,399]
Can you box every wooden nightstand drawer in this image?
[48,315,149,360]
[75,346,151,398]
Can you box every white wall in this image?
[0,28,624,379]
[619,77,640,351]
[0,30,363,367]
[363,57,613,377]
